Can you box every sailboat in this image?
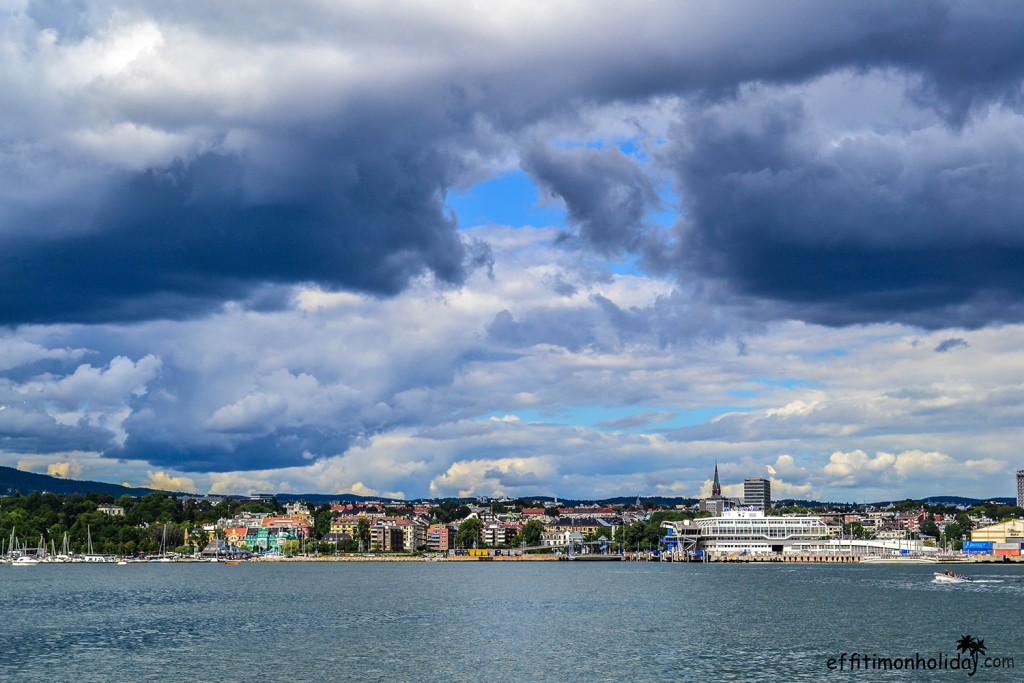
[55,532,73,562]
[149,524,174,562]
[83,525,110,562]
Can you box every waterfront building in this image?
[545,516,616,537]
[662,508,939,557]
[971,519,1024,544]
[330,510,389,537]
[742,478,771,510]
[540,530,585,548]
[369,517,427,552]
[407,518,428,551]
[264,516,311,540]
[663,508,828,556]
[1018,470,1024,508]
[481,522,521,547]
[224,526,248,548]
[330,515,365,537]
[697,508,828,555]
[426,524,455,552]
[372,526,405,552]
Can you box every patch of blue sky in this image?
[447,170,564,229]
[606,254,643,276]
[552,138,607,151]
[481,404,752,432]
[649,176,681,225]
[802,348,849,359]
[728,377,817,398]
[749,377,817,389]
[727,389,760,399]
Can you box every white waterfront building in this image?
[662,508,936,558]
[662,508,826,556]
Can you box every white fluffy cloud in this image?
[46,460,83,479]
[429,457,555,498]
[142,470,197,494]
[821,449,1005,493]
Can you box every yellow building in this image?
[970,519,1024,543]
[330,514,374,537]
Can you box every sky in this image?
[1,0,1023,502]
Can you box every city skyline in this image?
[2,2,1024,502]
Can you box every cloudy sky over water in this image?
[2,0,1023,501]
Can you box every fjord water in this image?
[2,562,1022,682]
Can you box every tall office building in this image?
[743,477,771,510]
[1017,470,1024,508]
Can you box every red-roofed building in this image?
[262,516,313,540]
[224,527,248,548]
[560,506,617,519]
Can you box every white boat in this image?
[11,556,41,567]
[934,571,972,584]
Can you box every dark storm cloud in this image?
[0,144,469,324]
[115,428,356,472]
[522,144,661,255]
[0,406,115,453]
[935,337,968,353]
[664,95,1024,328]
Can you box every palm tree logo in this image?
[956,635,986,673]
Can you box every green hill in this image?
[0,465,163,497]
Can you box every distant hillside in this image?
[0,465,163,498]
[601,496,697,507]
[274,492,390,505]
[872,496,1017,507]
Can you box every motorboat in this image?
[11,556,41,567]
[933,571,972,584]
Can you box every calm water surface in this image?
[2,561,1022,682]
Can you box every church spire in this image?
[712,462,721,497]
